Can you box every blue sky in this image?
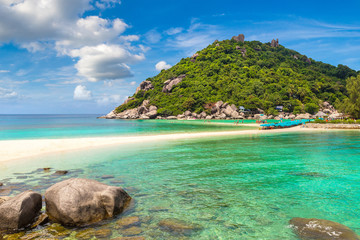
[0,0,359,114]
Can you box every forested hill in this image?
[116,35,358,116]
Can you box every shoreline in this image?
[0,125,344,163]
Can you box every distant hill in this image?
[111,34,358,119]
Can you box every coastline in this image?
[0,125,343,163]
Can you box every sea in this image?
[0,114,359,239]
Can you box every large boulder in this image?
[0,191,42,231]
[162,75,186,93]
[135,81,154,94]
[45,178,131,227]
[232,34,245,43]
[289,217,359,240]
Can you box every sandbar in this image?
[0,125,336,163]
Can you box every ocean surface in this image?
[0,114,256,140]
[0,115,359,239]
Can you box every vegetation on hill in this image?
[339,74,360,118]
[116,38,358,116]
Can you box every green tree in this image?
[304,103,319,114]
[341,75,360,118]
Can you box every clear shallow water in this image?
[1,130,360,239]
[0,114,256,140]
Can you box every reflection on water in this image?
[1,131,360,239]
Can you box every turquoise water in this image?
[0,114,256,140]
[0,115,359,239]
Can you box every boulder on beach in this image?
[45,178,131,226]
[0,191,42,231]
[289,217,359,240]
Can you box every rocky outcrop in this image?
[102,100,158,119]
[45,178,131,226]
[123,97,135,105]
[190,53,199,62]
[306,58,312,64]
[0,191,42,231]
[232,34,245,43]
[289,217,359,240]
[162,74,186,93]
[271,39,279,47]
[135,81,154,94]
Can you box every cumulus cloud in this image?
[73,85,92,100]
[70,44,145,82]
[0,0,145,82]
[0,87,18,99]
[96,94,122,105]
[155,61,172,71]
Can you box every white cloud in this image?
[165,27,183,35]
[155,61,172,71]
[130,81,136,86]
[0,0,145,83]
[96,94,122,105]
[0,70,10,73]
[73,85,92,100]
[70,44,145,82]
[0,87,18,99]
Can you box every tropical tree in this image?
[341,75,360,118]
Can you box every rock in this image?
[289,114,296,119]
[101,175,114,179]
[215,101,224,110]
[223,105,234,117]
[159,218,203,235]
[104,110,117,119]
[53,170,68,175]
[199,112,207,119]
[306,58,312,64]
[76,228,96,240]
[0,191,42,231]
[232,34,245,43]
[184,110,192,117]
[295,113,311,120]
[116,216,141,229]
[162,75,186,93]
[271,38,279,47]
[121,226,143,236]
[31,213,49,228]
[231,111,240,119]
[166,116,177,120]
[190,53,199,62]
[289,217,359,240]
[149,105,157,112]
[230,104,237,111]
[95,229,113,239]
[45,223,72,237]
[323,101,330,108]
[135,81,154,94]
[45,178,131,226]
[112,237,145,240]
[0,196,11,205]
[205,115,213,120]
[215,43,220,47]
[43,168,51,172]
[293,55,299,60]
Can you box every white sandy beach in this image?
[0,125,330,163]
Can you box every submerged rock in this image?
[158,218,203,235]
[53,170,68,175]
[289,217,359,240]
[116,216,141,229]
[121,226,143,236]
[45,178,131,226]
[0,191,42,231]
[111,237,145,240]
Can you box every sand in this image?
[0,125,328,163]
